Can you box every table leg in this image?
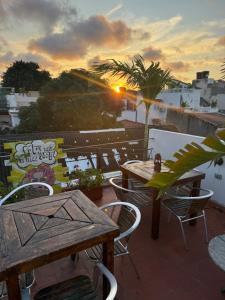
[151,190,160,240]
[103,240,114,299]
[122,171,128,189]
[189,180,201,226]
[6,273,22,300]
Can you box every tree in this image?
[221,60,225,79]
[147,129,225,197]
[92,55,173,159]
[17,69,124,132]
[2,61,51,92]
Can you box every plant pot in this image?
[81,186,103,202]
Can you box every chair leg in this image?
[203,211,208,243]
[167,211,172,223]
[178,219,188,250]
[71,253,79,266]
[21,288,31,300]
[127,254,141,280]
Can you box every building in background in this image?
[0,87,39,129]
[192,71,225,110]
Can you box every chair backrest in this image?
[100,201,141,242]
[167,188,214,216]
[123,160,143,165]
[95,262,117,300]
[0,182,54,206]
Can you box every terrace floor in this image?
[29,186,225,300]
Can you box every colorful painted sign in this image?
[4,138,68,189]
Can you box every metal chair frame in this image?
[86,202,141,279]
[163,188,214,250]
[34,262,117,300]
[109,177,152,208]
[0,182,54,299]
[0,182,54,206]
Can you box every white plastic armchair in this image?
[0,182,54,206]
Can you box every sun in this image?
[114,86,121,93]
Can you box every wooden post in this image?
[151,189,161,239]
[189,180,201,225]
[6,274,22,300]
[122,171,128,189]
[97,150,101,170]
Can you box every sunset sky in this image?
[0,0,225,86]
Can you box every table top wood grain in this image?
[0,190,119,281]
[120,160,205,185]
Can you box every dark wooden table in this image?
[0,190,119,300]
[120,160,205,240]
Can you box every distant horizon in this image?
[0,0,224,85]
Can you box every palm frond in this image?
[147,129,225,197]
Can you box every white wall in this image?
[149,129,225,206]
[6,93,39,127]
[118,101,167,125]
[217,94,225,111]
[7,93,38,108]
[157,88,201,108]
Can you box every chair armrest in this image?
[109,177,140,193]
[100,201,141,242]
[0,182,54,205]
[96,262,117,300]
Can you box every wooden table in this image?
[208,234,225,272]
[120,160,205,240]
[0,190,119,300]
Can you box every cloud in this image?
[0,51,58,72]
[142,46,164,61]
[167,61,190,72]
[72,15,131,47]
[2,0,77,32]
[0,0,7,20]
[106,3,123,17]
[87,55,108,67]
[29,15,132,60]
[217,35,225,46]
[29,34,87,60]
[0,36,8,52]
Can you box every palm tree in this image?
[221,60,225,79]
[92,55,173,159]
[147,128,225,197]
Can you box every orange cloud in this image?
[29,15,132,60]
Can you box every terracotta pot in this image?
[81,186,103,201]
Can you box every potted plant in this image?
[65,168,104,201]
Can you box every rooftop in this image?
[189,112,225,127]
[29,186,225,300]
